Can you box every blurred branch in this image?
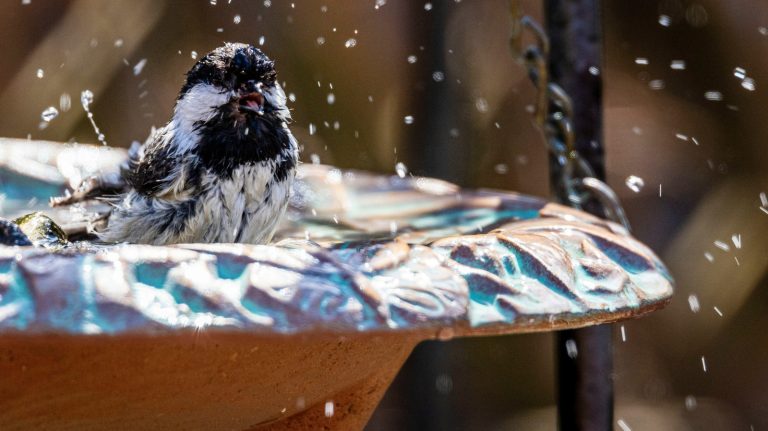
[0,0,165,140]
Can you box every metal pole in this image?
[544,1,613,430]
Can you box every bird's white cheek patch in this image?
[174,84,232,129]
[171,83,233,154]
[265,83,288,109]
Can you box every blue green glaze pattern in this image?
[0,140,673,335]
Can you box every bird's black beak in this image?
[238,91,265,114]
[238,81,266,114]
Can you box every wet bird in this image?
[52,43,298,245]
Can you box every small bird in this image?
[52,43,298,245]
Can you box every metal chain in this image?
[509,0,631,230]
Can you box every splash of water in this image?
[81,90,108,146]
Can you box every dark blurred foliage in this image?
[1,0,767,429]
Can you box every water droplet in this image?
[701,356,707,372]
[80,90,107,145]
[324,401,334,417]
[80,90,94,109]
[494,163,508,174]
[233,14,241,24]
[309,123,316,135]
[670,60,686,70]
[475,98,489,113]
[114,38,124,47]
[288,92,296,102]
[133,58,147,76]
[685,395,698,411]
[565,339,578,359]
[258,36,265,46]
[741,78,756,91]
[435,374,453,394]
[589,66,600,75]
[326,93,335,105]
[191,51,198,59]
[407,55,417,64]
[620,325,627,342]
[210,0,216,5]
[374,0,386,10]
[310,154,320,165]
[658,14,671,27]
[59,93,71,112]
[41,106,59,122]
[263,0,271,6]
[316,36,326,46]
[714,240,730,251]
[648,79,665,90]
[688,294,700,313]
[625,175,645,193]
[704,91,723,101]
[760,26,768,36]
[432,71,445,82]
[732,234,742,249]
[617,419,632,431]
[403,115,414,125]
[36,69,44,79]
[344,38,357,48]
[634,57,649,65]
[395,162,408,178]
[424,2,432,10]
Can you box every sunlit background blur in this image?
[1,0,767,429]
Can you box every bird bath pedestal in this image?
[0,140,672,430]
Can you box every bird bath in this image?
[0,139,672,430]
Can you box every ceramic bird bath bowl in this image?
[0,139,673,430]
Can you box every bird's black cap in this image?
[180,43,276,98]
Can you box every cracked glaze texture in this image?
[0,139,672,335]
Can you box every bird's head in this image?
[170,43,294,171]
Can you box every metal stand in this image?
[544,1,613,430]
[510,0,618,429]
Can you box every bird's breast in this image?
[193,162,293,243]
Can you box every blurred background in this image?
[1,0,766,429]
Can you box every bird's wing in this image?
[50,125,184,207]
[122,126,200,201]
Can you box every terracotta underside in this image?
[0,331,418,431]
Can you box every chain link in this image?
[509,0,631,231]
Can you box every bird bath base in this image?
[1,332,418,430]
[0,139,673,430]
